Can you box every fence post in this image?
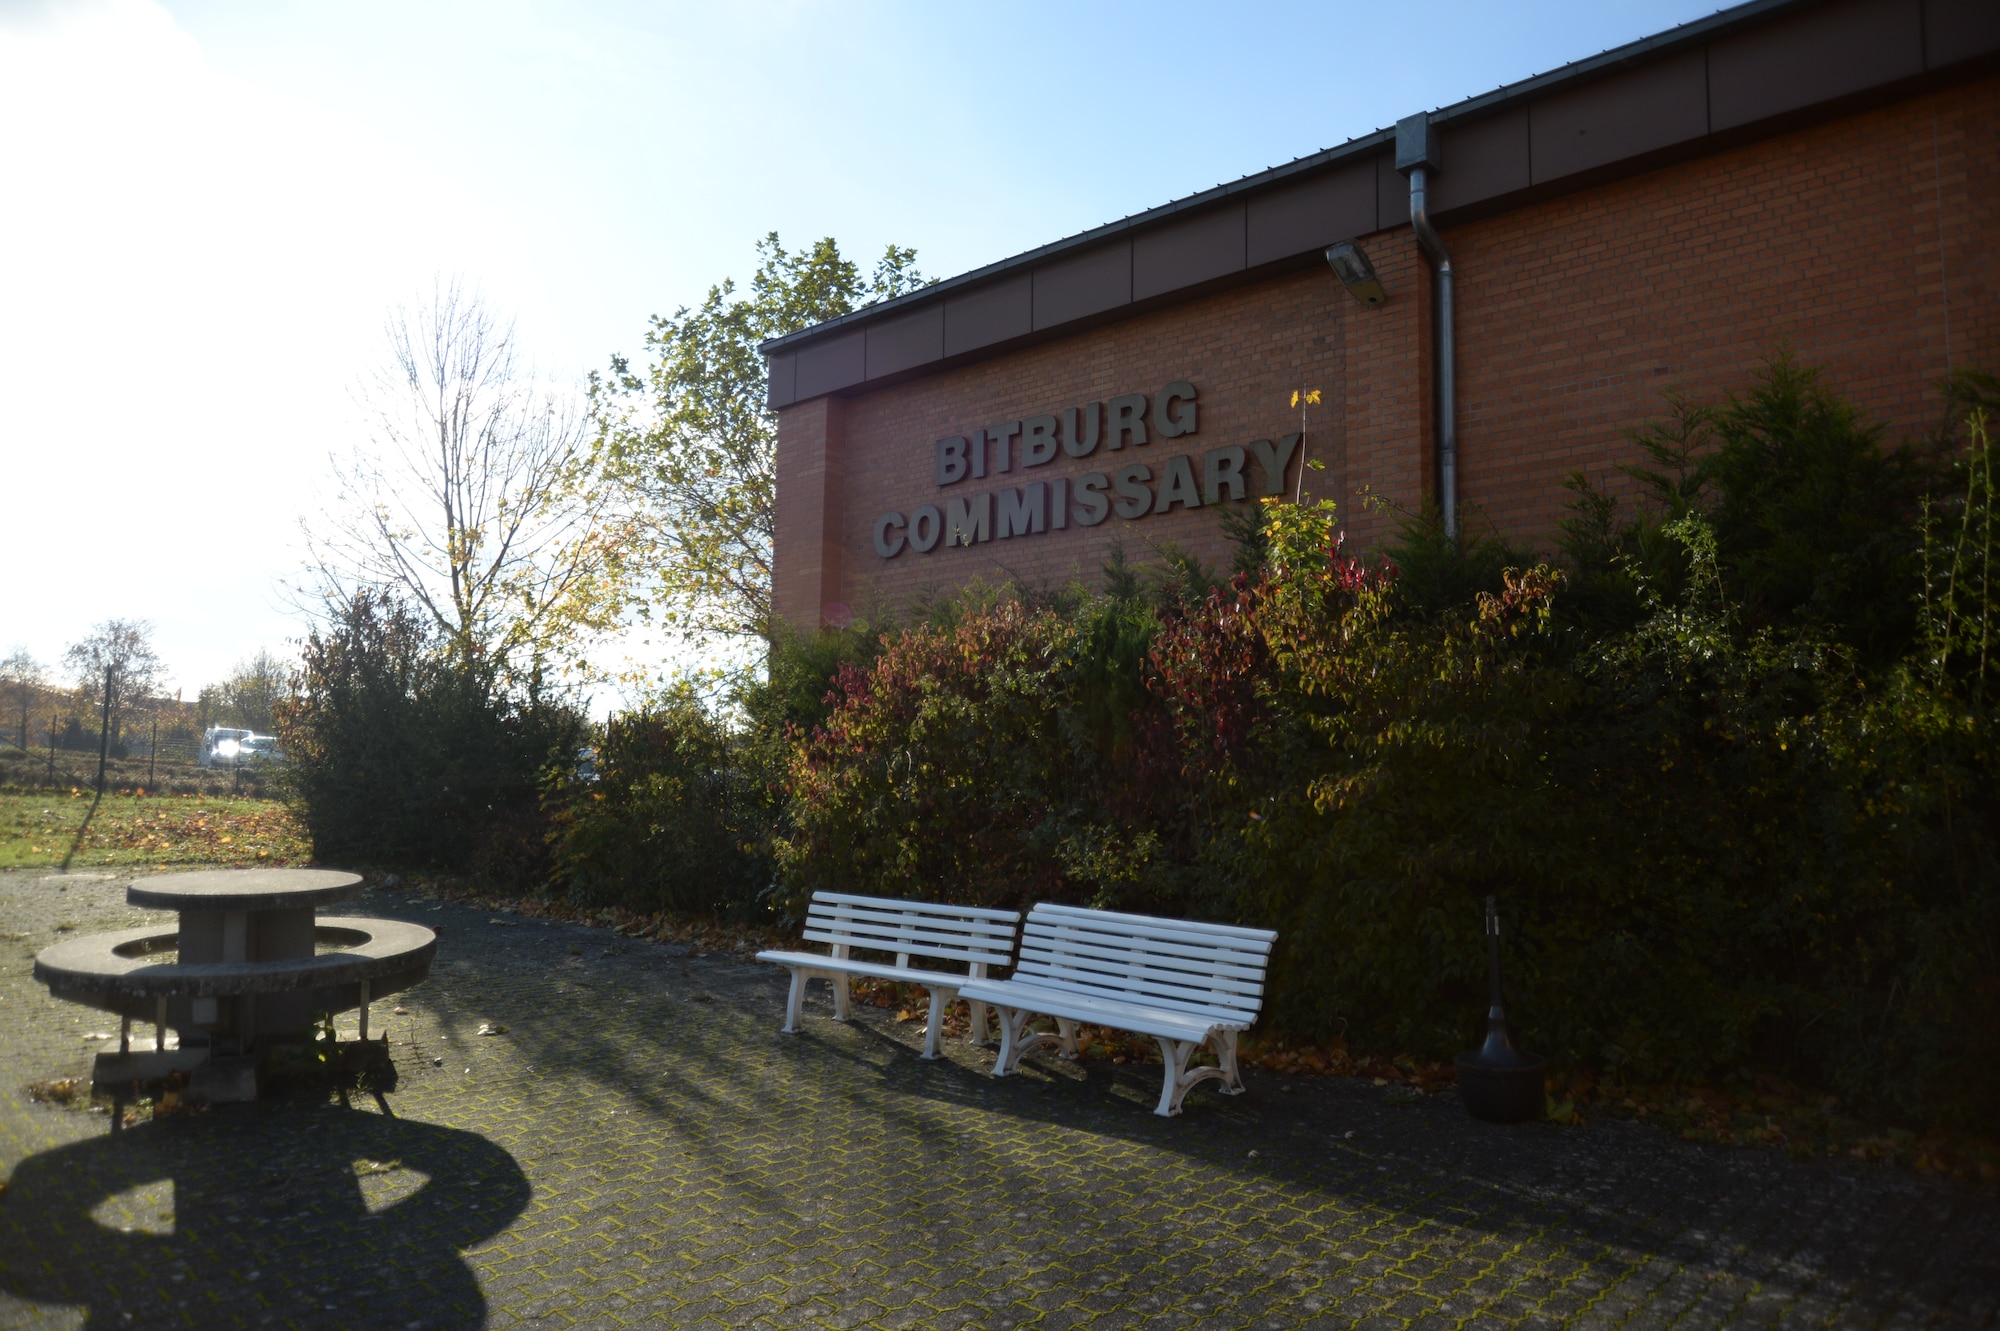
[95,665,112,794]
[147,710,158,788]
[45,713,55,786]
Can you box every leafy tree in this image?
[590,234,930,653]
[200,649,291,732]
[302,281,620,687]
[62,619,163,751]
[0,647,46,750]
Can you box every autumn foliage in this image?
[762,380,2000,1133]
[531,361,2000,1139]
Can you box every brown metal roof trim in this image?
[763,0,1999,406]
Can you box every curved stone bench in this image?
[34,917,437,1019]
[32,868,441,1050]
[34,869,437,1099]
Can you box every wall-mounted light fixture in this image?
[1324,241,1386,307]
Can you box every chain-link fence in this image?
[0,683,283,797]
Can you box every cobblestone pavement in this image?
[1,869,1996,1330]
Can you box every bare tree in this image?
[62,620,163,750]
[1,647,47,750]
[301,281,621,685]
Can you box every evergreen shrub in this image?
[546,689,766,917]
[279,591,584,878]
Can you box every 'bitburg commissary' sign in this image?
[871,380,1301,558]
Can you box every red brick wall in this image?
[774,74,1998,632]
[772,395,846,629]
[1451,77,1997,539]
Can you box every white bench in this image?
[755,892,1021,1060]
[956,903,1278,1116]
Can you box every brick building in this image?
[764,0,1998,633]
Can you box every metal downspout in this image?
[1398,114,1457,541]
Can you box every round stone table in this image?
[34,869,436,1056]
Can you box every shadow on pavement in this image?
[363,893,2000,1327]
[0,1105,527,1330]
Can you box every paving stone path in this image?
[1,869,1996,1330]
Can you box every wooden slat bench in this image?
[755,892,1021,1060]
[956,903,1278,1116]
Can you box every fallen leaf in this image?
[476,1023,508,1036]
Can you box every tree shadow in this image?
[0,1104,528,1330]
[370,897,2000,1327]
[59,788,104,872]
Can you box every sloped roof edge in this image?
[757,0,1806,356]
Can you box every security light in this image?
[1325,241,1386,307]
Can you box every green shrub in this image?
[774,601,1111,915]
[547,690,767,917]
[1165,477,1996,1127]
[278,591,584,875]
[768,374,2000,1131]
[1560,355,1940,665]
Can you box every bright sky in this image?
[0,0,1727,705]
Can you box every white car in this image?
[198,727,253,768]
[240,734,285,765]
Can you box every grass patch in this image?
[0,743,279,799]
[0,790,309,869]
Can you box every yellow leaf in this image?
[1289,390,1299,408]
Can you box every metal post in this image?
[120,1015,131,1055]
[155,996,168,1052]
[45,713,56,786]
[147,710,157,788]
[357,980,371,1042]
[94,666,112,794]
[1486,894,1504,1012]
